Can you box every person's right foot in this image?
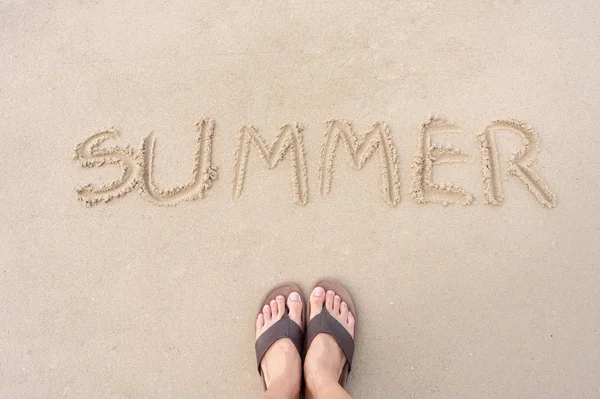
[256,292,303,396]
[304,286,356,391]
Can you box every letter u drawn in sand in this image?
[231,124,308,205]
[318,119,401,206]
[73,118,218,207]
[140,118,218,206]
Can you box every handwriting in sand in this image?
[72,116,557,208]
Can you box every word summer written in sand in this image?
[72,116,557,209]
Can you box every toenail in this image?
[314,287,324,297]
[290,292,300,301]
[327,290,335,296]
[276,295,285,300]
[335,295,340,300]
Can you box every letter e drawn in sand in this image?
[477,120,557,208]
[140,118,218,206]
[231,123,308,205]
[318,119,401,206]
[72,129,143,207]
[410,116,473,205]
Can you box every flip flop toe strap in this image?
[306,307,354,372]
[255,314,303,374]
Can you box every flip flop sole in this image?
[306,278,356,388]
[255,281,305,391]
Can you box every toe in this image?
[276,295,286,317]
[325,290,335,312]
[263,304,271,321]
[256,313,264,336]
[347,312,356,338]
[309,287,325,320]
[269,300,278,319]
[340,301,349,321]
[333,295,341,314]
[287,292,303,327]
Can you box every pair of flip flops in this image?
[254,278,356,390]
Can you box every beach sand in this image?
[1,1,599,397]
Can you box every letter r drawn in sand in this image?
[477,120,557,208]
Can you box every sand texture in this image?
[1,1,599,398]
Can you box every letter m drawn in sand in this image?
[318,120,400,206]
[231,124,308,205]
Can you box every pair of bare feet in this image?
[256,286,355,399]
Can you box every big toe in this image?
[287,292,303,327]
[309,286,325,320]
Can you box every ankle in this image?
[305,373,339,397]
[265,376,300,399]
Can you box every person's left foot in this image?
[255,292,303,396]
[304,287,355,395]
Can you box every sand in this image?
[1,0,599,397]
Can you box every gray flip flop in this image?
[254,282,304,390]
[305,278,357,387]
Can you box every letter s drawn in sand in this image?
[318,120,400,206]
[72,130,142,207]
[477,120,557,208]
[231,123,308,205]
[73,118,218,207]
